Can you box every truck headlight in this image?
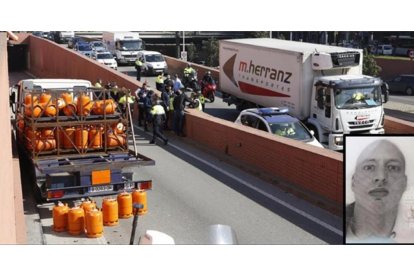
[334,136,343,146]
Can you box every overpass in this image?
[2,33,414,243]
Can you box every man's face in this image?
[352,140,407,214]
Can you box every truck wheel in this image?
[406,87,413,96]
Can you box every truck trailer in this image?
[13,79,154,201]
[102,32,144,65]
[219,38,388,151]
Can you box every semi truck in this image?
[102,32,144,65]
[12,79,154,201]
[219,38,388,151]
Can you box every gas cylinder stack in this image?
[16,87,133,159]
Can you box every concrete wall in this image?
[0,33,25,244]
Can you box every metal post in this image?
[129,203,143,245]
[127,93,138,157]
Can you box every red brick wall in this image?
[384,115,414,134]
[185,109,343,210]
[375,57,414,79]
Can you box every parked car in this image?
[386,74,414,95]
[234,107,324,148]
[74,42,94,58]
[376,44,393,55]
[92,51,117,70]
[32,31,44,38]
[136,50,168,76]
[90,41,107,53]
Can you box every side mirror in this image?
[310,130,315,136]
[381,83,389,103]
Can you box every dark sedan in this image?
[386,75,414,95]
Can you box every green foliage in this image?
[202,37,219,67]
[363,50,382,77]
[186,43,197,62]
[247,32,271,38]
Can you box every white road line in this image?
[133,123,343,236]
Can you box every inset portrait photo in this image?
[345,135,414,244]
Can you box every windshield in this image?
[146,54,164,62]
[334,86,382,109]
[92,42,104,48]
[79,44,92,51]
[97,53,113,59]
[119,40,142,51]
[268,121,312,141]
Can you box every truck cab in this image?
[308,51,387,150]
[103,32,145,65]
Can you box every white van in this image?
[376,44,393,55]
[136,50,168,76]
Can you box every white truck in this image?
[219,38,388,151]
[102,32,144,65]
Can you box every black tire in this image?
[208,93,215,103]
[406,87,413,96]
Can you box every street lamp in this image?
[181,31,187,61]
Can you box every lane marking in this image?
[133,124,342,236]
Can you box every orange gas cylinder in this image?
[92,99,116,115]
[57,98,66,110]
[75,127,88,149]
[54,128,64,149]
[25,104,43,118]
[61,92,73,104]
[106,133,126,147]
[102,198,119,226]
[117,192,133,218]
[24,94,38,105]
[33,138,56,152]
[17,119,24,134]
[63,127,76,149]
[112,122,125,134]
[43,104,57,117]
[68,207,85,236]
[85,209,103,238]
[77,95,93,116]
[88,126,102,149]
[52,202,69,232]
[80,200,97,214]
[62,103,77,116]
[39,92,52,104]
[132,189,147,215]
[41,128,55,138]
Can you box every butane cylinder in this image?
[132,189,147,216]
[68,207,85,236]
[81,200,97,229]
[102,198,119,226]
[117,192,133,218]
[52,202,69,232]
[85,209,103,238]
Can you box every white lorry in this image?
[102,32,144,65]
[219,38,388,151]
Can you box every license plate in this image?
[89,185,113,193]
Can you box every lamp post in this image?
[181,31,187,61]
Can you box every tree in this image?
[186,43,197,62]
[202,37,219,67]
[247,31,270,38]
[363,50,382,77]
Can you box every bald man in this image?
[346,140,407,243]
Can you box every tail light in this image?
[138,181,152,191]
[48,190,65,199]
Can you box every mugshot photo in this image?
[345,136,414,244]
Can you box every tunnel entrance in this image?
[8,43,28,72]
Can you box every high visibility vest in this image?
[119,95,135,104]
[169,97,174,111]
[150,104,166,115]
[199,95,205,104]
[156,75,164,84]
[135,59,143,66]
[95,82,102,88]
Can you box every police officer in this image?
[199,93,205,111]
[135,57,143,81]
[155,73,165,91]
[149,95,168,145]
[94,78,103,88]
[183,63,196,87]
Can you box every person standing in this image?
[346,139,408,243]
[161,85,171,130]
[136,82,148,127]
[155,73,165,91]
[173,74,183,93]
[143,90,154,131]
[135,57,143,81]
[173,90,193,137]
[149,95,168,145]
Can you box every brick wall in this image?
[375,57,414,79]
[384,115,414,134]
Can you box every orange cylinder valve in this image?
[68,207,85,236]
[132,189,147,215]
[52,202,69,232]
[117,192,133,218]
[81,200,97,214]
[102,198,119,226]
[85,209,103,238]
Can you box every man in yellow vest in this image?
[155,73,165,91]
[149,95,168,145]
[135,57,143,81]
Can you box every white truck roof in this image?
[19,79,92,90]
[223,38,360,54]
